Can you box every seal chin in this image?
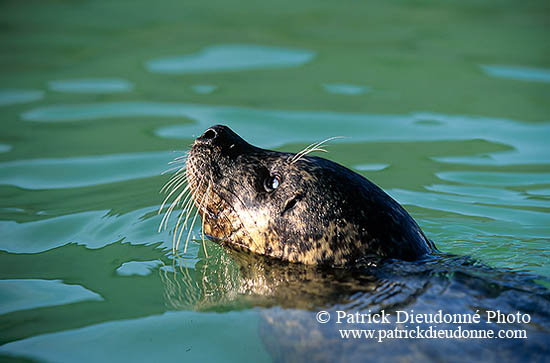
[183,124,434,266]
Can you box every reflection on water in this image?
[0,205,178,253]
[21,102,550,166]
[0,89,43,106]
[0,309,270,363]
[146,44,315,74]
[0,144,11,153]
[353,163,389,171]
[322,83,370,95]
[389,188,549,226]
[425,184,550,208]
[191,84,218,94]
[481,65,550,83]
[527,188,550,197]
[0,279,102,315]
[160,250,550,361]
[1,235,548,362]
[48,78,134,93]
[436,171,550,186]
[116,260,163,276]
[0,151,182,189]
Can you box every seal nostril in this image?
[202,128,217,140]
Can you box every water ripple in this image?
[353,163,389,171]
[0,143,12,153]
[389,188,550,228]
[0,279,102,315]
[116,260,163,276]
[527,188,550,197]
[0,151,181,190]
[0,310,267,363]
[481,65,550,83]
[436,171,550,186]
[20,102,550,167]
[0,89,43,106]
[0,205,198,254]
[48,78,134,93]
[322,83,370,95]
[146,44,315,74]
[191,84,218,94]
[426,184,550,208]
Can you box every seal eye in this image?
[264,175,280,192]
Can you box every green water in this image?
[0,0,548,362]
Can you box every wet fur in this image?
[181,125,433,266]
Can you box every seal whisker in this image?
[171,193,196,253]
[159,182,190,214]
[166,164,186,177]
[159,171,188,215]
[160,151,187,178]
[160,169,188,193]
[291,139,331,163]
[160,179,194,235]
[174,177,205,252]
[200,181,212,258]
[178,174,204,232]
[164,151,188,166]
[293,147,328,161]
[169,157,188,165]
[168,177,192,203]
[159,184,192,233]
[182,182,210,254]
[160,153,188,187]
[291,136,343,164]
[172,184,200,246]
[164,169,195,212]
[292,136,342,161]
[172,151,189,162]
[293,141,323,161]
[161,164,186,175]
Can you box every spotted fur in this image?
[185,125,434,266]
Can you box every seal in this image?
[176,124,434,266]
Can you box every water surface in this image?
[0,0,548,362]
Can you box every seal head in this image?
[185,125,433,266]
